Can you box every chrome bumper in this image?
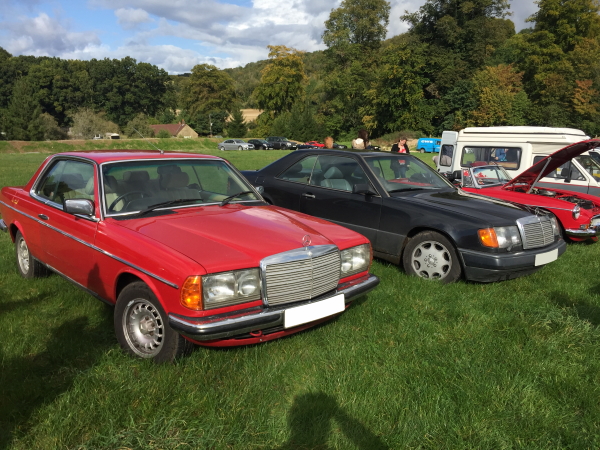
[169,273,379,341]
[565,227,598,238]
[0,219,7,233]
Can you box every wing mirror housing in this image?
[64,199,95,216]
[255,185,265,195]
[353,184,376,195]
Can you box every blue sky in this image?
[0,0,539,74]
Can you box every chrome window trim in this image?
[260,244,339,307]
[0,200,178,289]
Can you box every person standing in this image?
[352,129,370,149]
[390,136,410,178]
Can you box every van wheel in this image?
[419,148,425,153]
[115,282,194,363]
[402,231,462,284]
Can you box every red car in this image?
[305,141,325,148]
[0,151,379,362]
[458,139,600,242]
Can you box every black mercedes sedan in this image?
[242,150,567,283]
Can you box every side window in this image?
[461,146,521,170]
[533,156,545,165]
[440,145,453,166]
[312,155,365,192]
[545,162,585,181]
[277,156,318,184]
[35,160,95,204]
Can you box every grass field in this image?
[1,144,599,449]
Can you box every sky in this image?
[0,0,539,74]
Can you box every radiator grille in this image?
[263,248,340,306]
[518,216,555,249]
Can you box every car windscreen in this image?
[102,159,260,215]
[471,165,512,187]
[364,154,454,193]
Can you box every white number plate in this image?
[284,294,345,329]
[535,249,558,266]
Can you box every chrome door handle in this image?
[302,193,315,199]
[38,214,49,221]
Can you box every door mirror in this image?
[446,170,462,182]
[64,199,95,216]
[255,185,265,195]
[353,183,376,195]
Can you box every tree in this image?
[4,78,44,140]
[70,108,119,139]
[179,64,237,118]
[39,113,68,140]
[227,109,247,138]
[253,46,307,115]
[124,113,154,138]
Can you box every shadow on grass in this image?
[0,293,49,315]
[274,392,388,450]
[0,310,113,450]
[550,283,600,326]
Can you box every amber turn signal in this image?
[181,276,203,310]
[478,228,499,248]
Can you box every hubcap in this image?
[411,240,452,280]
[17,238,30,274]
[122,299,164,357]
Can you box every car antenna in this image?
[133,127,164,154]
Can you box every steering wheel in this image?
[108,191,149,212]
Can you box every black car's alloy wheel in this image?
[403,231,462,283]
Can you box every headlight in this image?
[478,226,522,249]
[591,216,600,229]
[572,204,581,219]
[549,215,560,236]
[180,269,261,311]
[340,244,371,276]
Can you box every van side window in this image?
[544,162,585,181]
[461,146,522,170]
[439,145,453,166]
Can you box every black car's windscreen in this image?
[364,155,454,193]
[102,159,259,215]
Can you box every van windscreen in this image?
[461,146,522,170]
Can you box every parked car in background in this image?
[0,151,379,362]
[218,139,255,151]
[333,143,347,149]
[305,141,325,148]
[455,139,600,242]
[266,137,298,150]
[242,149,566,284]
[247,139,273,150]
[416,138,441,153]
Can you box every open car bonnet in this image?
[503,138,600,190]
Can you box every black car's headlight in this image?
[478,226,522,249]
[181,269,261,310]
[340,244,371,276]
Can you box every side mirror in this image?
[353,183,376,195]
[64,199,95,216]
[255,185,265,195]
[446,170,461,182]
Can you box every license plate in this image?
[284,294,345,329]
[535,249,558,266]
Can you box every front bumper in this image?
[0,219,7,233]
[459,239,567,283]
[169,273,379,343]
[565,227,598,238]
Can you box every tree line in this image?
[1,0,600,142]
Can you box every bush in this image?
[157,129,171,139]
[124,113,155,139]
[39,113,68,140]
[71,108,119,140]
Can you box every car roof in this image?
[48,150,223,164]
[292,149,384,157]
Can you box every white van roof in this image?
[460,126,587,137]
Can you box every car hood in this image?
[398,188,538,224]
[503,138,600,190]
[112,204,343,274]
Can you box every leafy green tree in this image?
[227,109,247,138]
[39,113,68,140]
[180,109,228,136]
[179,64,237,118]
[124,113,154,138]
[253,46,307,115]
[70,108,119,139]
[157,129,172,139]
[4,78,44,140]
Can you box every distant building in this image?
[150,120,198,138]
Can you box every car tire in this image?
[402,231,462,284]
[114,281,194,363]
[419,148,425,153]
[14,231,49,278]
[238,146,243,151]
[218,146,224,151]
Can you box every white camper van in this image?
[435,126,600,196]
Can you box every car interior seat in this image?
[162,171,201,200]
[320,167,352,191]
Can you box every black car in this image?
[242,150,566,283]
[266,136,298,150]
[247,139,273,150]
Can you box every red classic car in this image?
[457,139,600,242]
[0,151,379,362]
[305,141,325,148]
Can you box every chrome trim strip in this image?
[0,200,179,289]
[169,274,379,341]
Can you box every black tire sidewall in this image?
[402,231,462,284]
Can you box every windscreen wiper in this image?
[135,199,200,216]
[220,191,255,207]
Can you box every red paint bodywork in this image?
[305,141,325,148]
[0,151,374,346]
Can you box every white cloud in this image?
[115,8,153,29]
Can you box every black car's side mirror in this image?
[64,199,95,216]
[255,185,265,195]
[353,184,376,195]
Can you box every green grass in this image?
[1,146,600,449]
